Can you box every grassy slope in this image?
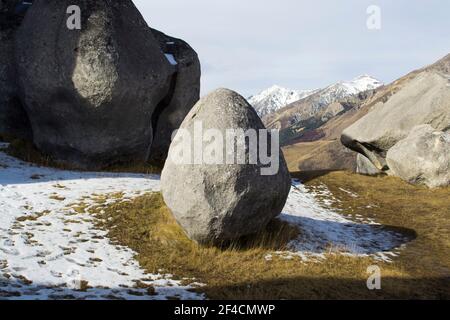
[92,172,450,300]
[280,101,371,172]
[282,140,356,172]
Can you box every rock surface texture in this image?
[161,88,291,244]
[386,125,450,188]
[356,154,382,176]
[12,0,199,168]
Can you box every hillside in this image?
[282,90,382,171]
[248,86,318,118]
[284,54,450,173]
[262,76,382,131]
[340,53,450,187]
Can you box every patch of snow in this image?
[0,146,410,299]
[309,75,383,108]
[279,182,409,262]
[338,187,359,198]
[0,150,203,300]
[164,53,177,66]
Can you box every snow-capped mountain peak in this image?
[338,75,383,94]
[315,75,383,106]
[250,75,383,118]
[248,86,318,118]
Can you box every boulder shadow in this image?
[213,219,301,252]
[290,170,341,183]
[280,213,417,256]
[203,275,450,300]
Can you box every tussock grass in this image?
[92,175,450,299]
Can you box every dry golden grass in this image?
[282,141,332,171]
[295,171,450,281]
[92,173,450,299]
[282,140,355,172]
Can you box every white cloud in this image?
[133,0,450,96]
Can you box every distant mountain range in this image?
[248,86,318,118]
[249,75,383,118]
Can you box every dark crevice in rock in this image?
[357,142,388,171]
[149,71,179,159]
[340,134,389,171]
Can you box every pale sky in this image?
[133,0,450,97]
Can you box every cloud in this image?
[133,0,450,96]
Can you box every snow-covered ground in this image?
[0,145,408,299]
[280,182,408,262]
[0,144,202,300]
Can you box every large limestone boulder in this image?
[15,0,174,168]
[341,54,450,186]
[161,88,291,244]
[386,125,450,188]
[342,70,450,171]
[148,29,201,165]
[0,0,32,140]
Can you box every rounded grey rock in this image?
[15,0,173,168]
[386,125,450,188]
[161,88,291,244]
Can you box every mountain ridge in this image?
[248,85,318,118]
[249,75,383,119]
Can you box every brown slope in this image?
[282,91,381,172]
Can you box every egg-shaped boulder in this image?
[161,88,291,244]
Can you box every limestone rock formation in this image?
[386,125,450,188]
[341,54,450,186]
[15,0,176,168]
[161,88,291,244]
